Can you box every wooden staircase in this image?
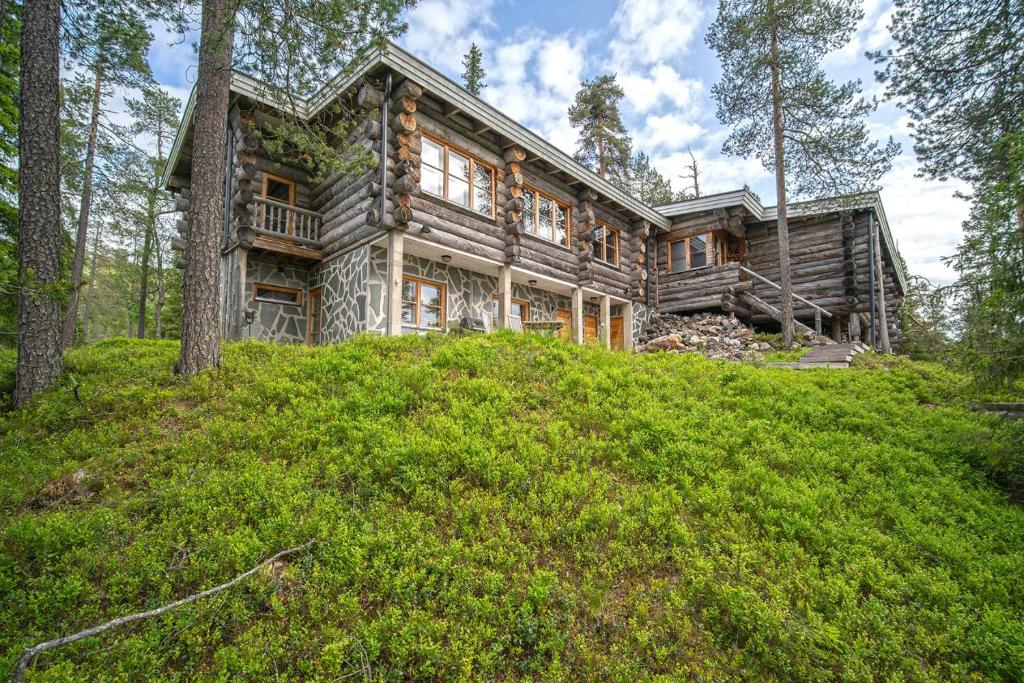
[768,342,870,369]
[721,267,836,340]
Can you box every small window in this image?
[253,283,302,306]
[420,134,495,217]
[262,173,296,205]
[402,276,446,330]
[668,232,717,273]
[592,223,620,267]
[521,186,571,247]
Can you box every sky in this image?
[144,0,969,285]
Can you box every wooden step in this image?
[738,292,815,335]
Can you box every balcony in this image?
[252,196,323,260]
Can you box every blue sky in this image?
[144,0,968,284]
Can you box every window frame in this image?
[490,295,530,324]
[420,133,496,218]
[521,185,572,248]
[261,172,296,205]
[252,282,303,306]
[667,232,724,273]
[401,275,447,330]
[592,222,620,267]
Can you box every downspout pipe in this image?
[373,73,393,225]
[645,235,654,307]
[221,111,234,249]
[867,211,877,348]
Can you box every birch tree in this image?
[707,0,899,345]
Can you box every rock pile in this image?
[636,311,827,362]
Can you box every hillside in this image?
[1,334,1022,680]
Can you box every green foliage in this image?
[624,151,674,205]
[0,334,1022,679]
[900,274,953,362]
[461,42,486,97]
[707,0,900,199]
[0,2,19,344]
[568,74,632,183]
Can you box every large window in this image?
[668,232,728,273]
[592,223,620,267]
[401,276,446,330]
[421,135,495,217]
[521,187,571,247]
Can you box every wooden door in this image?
[307,287,323,345]
[555,309,572,341]
[610,316,624,350]
[584,314,598,344]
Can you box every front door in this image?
[584,314,598,344]
[555,309,572,341]
[610,316,624,350]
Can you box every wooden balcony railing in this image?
[255,196,322,242]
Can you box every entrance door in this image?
[307,287,323,345]
[584,314,598,344]
[610,316,624,350]
[555,309,572,341]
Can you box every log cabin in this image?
[162,42,906,350]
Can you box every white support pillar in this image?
[571,286,585,344]
[386,230,404,336]
[623,300,635,351]
[600,294,611,350]
[497,264,512,329]
[871,216,892,353]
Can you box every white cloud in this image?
[402,0,495,74]
[633,113,705,152]
[619,63,705,115]
[608,0,706,68]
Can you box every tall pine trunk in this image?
[63,62,103,349]
[177,0,234,375]
[768,9,795,346]
[82,220,102,342]
[14,0,63,407]
[136,216,154,338]
[154,239,165,338]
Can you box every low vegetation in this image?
[1,334,1022,680]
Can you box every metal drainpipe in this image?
[645,235,654,307]
[374,73,393,224]
[221,113,233,249]
[867,211,877,348]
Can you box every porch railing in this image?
[739,265,832,335]
[255,196,322,242]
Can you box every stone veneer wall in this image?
[401,254,497,332]
[246,258,311,344]
[631,301,655,346]
[316,246,369,343]
[367,246,388,334]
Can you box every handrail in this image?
[253,195,323,219]
[739,266,832,318]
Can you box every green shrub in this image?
[0,334,1022,680]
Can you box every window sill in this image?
[420,192,498,225]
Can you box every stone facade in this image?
[246,258,311,344]
[317,247,369,343]
[367,246,388,334]
[401,254,497,332]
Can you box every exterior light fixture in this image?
[420,224,432,234]
[441,254,452,264]
[528,279,537,286]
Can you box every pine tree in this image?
[568,74,632,183]
[14,0,62,406]
[177,0,414,376]
[0,1,20,344]
[626,152,674,205]
[61,4,154,349]
[461,42,486,96]
[707,0,899,345]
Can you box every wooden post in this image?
[571,287,585,344]
[871,213,892,353]
[386,230,404,336]
[623,300,635,351]
[600,294,611,350]
[814,309,822,336]
[831,315,842,343]
[848,311,861,343]
[497,264,512,329]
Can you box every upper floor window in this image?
[522,187,571,247]
[592,223,620,267]
[262,173,295,205]
[421,135,495,217]
[668,232,727,273]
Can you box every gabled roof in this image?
[655,188,764,218]
[162,41,671,230]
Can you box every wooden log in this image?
[174,197,190,212]
[319,200,377,246]
[321,223,386,258]
[394,205,414,224]
[234,161,257,180]
[396,132,422,155]
[392,112,416,134]
[320,196,375,237]
[175,257,187,270]
[396,158,421,176]
[357,83,385,111]
[232,188,254,207]
[396,96,417,114]
[321,181,379,223]
[238,134,258,153]
[175,219,188,236]
[393,79,424,101]
[392,174,419,195]
[171,236,187,252]
[503,147,526,164]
